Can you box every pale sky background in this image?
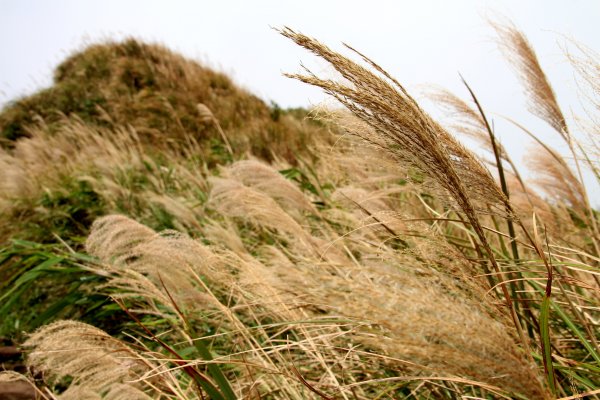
[0,0,598,204]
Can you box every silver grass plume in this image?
[24,321,163,399]
[278,27,508,218]
[224,159,317,215]
[427,87,510,161]
[493,22,569,139]
[278,27,536,377]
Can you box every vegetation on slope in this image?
[0,25,599,399]
[0,39,329,345]
[0,39,325,162]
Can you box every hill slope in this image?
[0,39,324,162]
[0,39,329,244]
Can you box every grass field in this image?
[0,23,598,399]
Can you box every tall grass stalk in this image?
[280,23,599,397]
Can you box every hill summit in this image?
[0,39,324,162]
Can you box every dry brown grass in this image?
[494,22,600,258]
[76,155,546,397]
[0,117,210,243]
[24,320,170,399]
[2,23,599,400]
[6,144,551,397]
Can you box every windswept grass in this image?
[1,23,599,400]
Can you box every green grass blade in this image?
[540,295,557,395]
[531,280,600,366]
[551,299,600,366]
[192,335,237,400]
[0,256,64,303]
[31,290,80,327]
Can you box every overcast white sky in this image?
[1,0,598,204]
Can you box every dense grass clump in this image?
[1,25,599,399]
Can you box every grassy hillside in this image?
[0,39,326,162]
[0,38,330,373]
[0,27,599,399]
[0,39,330,243]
